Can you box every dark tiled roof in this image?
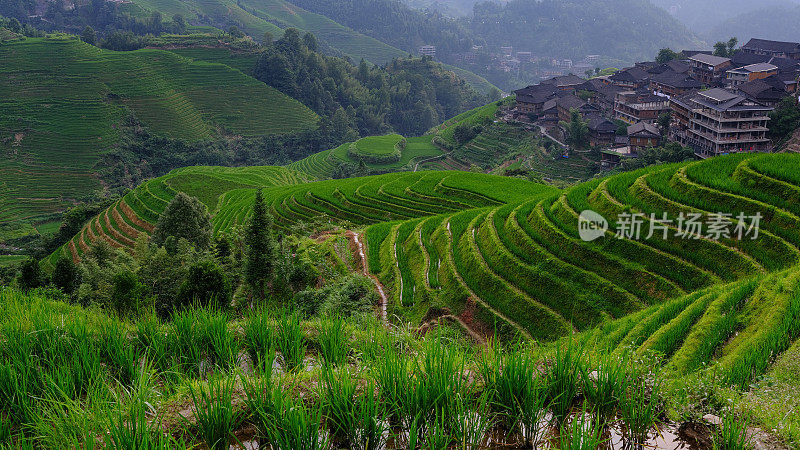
[627,121,659,137]
[680,50,712,58]
[540,74,587,88]
[586,113,616,133]
[610,67,650,83]
[689,53,731,67]
[731,52,772,67]
[514,84,559,103]
[667,60,690,73]
[651,70,702,89]
[769,56,800,70]
[729,63,778,74]
[737,78,788,102]
[742,38,800,54]
[699,88,739,103]
[577,78,607,92]
[674,88,772,112]
[556,94,587,110]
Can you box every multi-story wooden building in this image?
[687,53,732,85]
[726,63,778,87]
[627,122,661,152]
[586,113,617,148]
[669,88,773,158]
[513,84,559,114]
[614,90,671,125]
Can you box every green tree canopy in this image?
[769,96,800,145]
[81,25,96,45]
[560,109,590,151]
[151,193,212,251]
[656,48,678,64]
[18,258,45,290]
[53,256,80,295]
[177,259,231,310]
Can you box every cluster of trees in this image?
[13,191,376,319]
[0,15,46,39]
[769,96,800,146]
[619,142,695,171]
[253,28,488,137]
[713,37,739,58]
[1,1,186,39]
[97,113,352,194]
[560,109,590,151]
[288,0,479,64]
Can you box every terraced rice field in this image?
[289,135,444,179]
[367,153,800,341]
[0,37,317,235]
[51,153,800,348]
[577,264,800,390]
[45,166,311,269]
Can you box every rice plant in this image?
[267,384,328,450]
[559,405,605,450]
[402,335,466,434]
[350,384,389,450]
[713,415,753,450]
[100,324,138,386]
[547,341,583,423]
[105,398,180,449]
[187,377,240,450]
[204,311,238,371]
[581,352,629,421]
[135,314,173,373]
[244,308,275,372]
[450,392,493,449]
[371,344,411,425]
[172,310,204,375]
[318,316,349,367]
[277,310,307,372]
[320,367,358,444]
[479,345,548,446]
[619,375,661,447]
[242,373,277,442]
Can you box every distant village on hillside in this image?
[508,38,800,168]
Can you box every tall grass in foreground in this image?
[581,352,629,421]
[105,361,176,449]
[269,383,328,450]
[547,341,583,423]
[479,345,548,446]
[320,367,388,450]
[187,377,240,450]
[318,316,349,366]
[244,308,275,373]
[277,310,307,371]
[619,374,661,447]
[559,405,605,450]
[713,415,753,450]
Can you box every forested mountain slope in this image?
[0,36,317,242]
[470,0,702,63]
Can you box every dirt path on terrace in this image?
[346,231,387,323]
[345,230,489,343]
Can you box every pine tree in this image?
[245,189,276,301]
